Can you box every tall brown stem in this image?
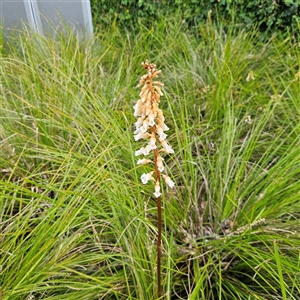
[157,194,162,298]
[151,125,162,298]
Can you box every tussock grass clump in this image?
[1,18,300,300]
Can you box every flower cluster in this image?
[134,60,174,197]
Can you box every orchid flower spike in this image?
[134,60,174,197]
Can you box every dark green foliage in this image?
[90,0,299,35]
[231,0,299,31]
[90,0,163,29]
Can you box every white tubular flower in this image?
[141,119,149,132]
[133,127,140,135]
[143,144,153,155]
[156,155,164,172]
[137,158,152,165]
[141,172,155,184]
[134,117,144,129]
[153,181,161,198]
[135,147,145,156]
[135,145,153,156]
[135,146,151,156]
[148,113,155,126]
[156,126,167,140]
[162,174,175,188]
[149,139,157,150]
[134,131,151,141]
[149,133,157,149]
[160,139,174,154]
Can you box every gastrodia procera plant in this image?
[134,60,174,197]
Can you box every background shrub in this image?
[90,0,299,35]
